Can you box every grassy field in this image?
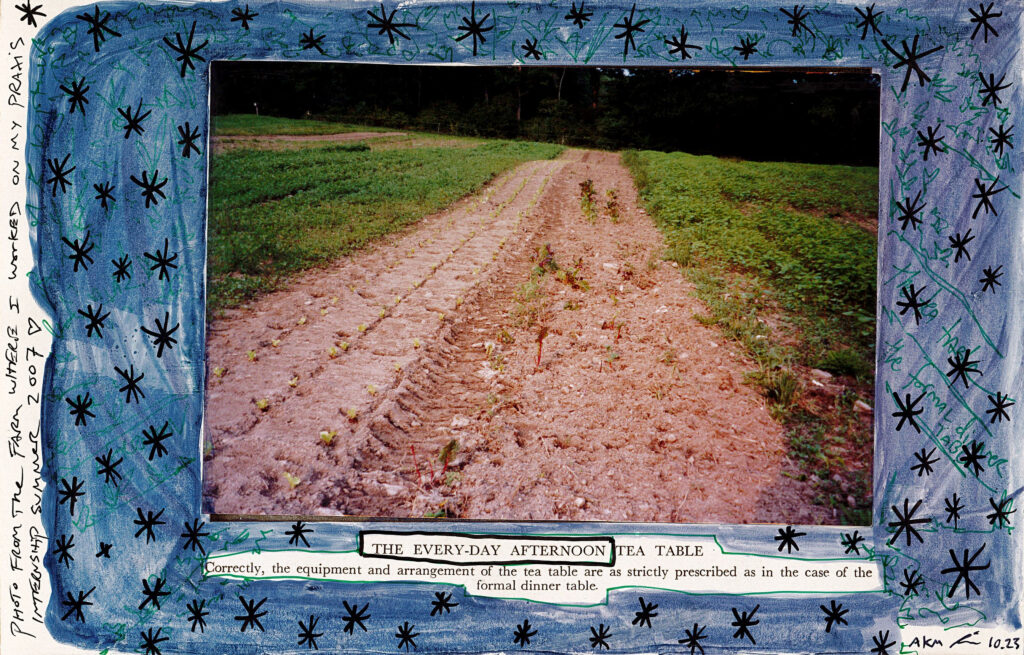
[624,150,878,524]
[208,138,563,315]
[212,114,395,136]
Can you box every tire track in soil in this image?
[205,149,831,525]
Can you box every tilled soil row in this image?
[205,153,576,515]
[206,149,830,525]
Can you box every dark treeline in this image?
[211,62,879,166]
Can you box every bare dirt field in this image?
[204,149,832,524]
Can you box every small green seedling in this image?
[213,366,226,378]
[319,430,337,446]
[340,341,349,351]
[283,471,301,489]
[328,346,339,359]
[297,316,307,325]
[413,338,421,349]
[256,398,269,411]
[346,407,359,421]
[288,376,299,387]
[321,308,328,316]
[357,323,367,332]
[271,339,281,347]
[247,350,257,362]
[367,384,377,396]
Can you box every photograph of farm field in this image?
[203,63,879,525]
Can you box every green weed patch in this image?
[208,140,562,315]
[624,149,877,523]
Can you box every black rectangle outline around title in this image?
[358,530,618,566]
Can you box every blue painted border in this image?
[26,0,1021,652]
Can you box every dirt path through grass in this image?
[205,150,831,524]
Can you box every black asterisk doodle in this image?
[854,4,882,40]
[455,2,493,56]
[894,191,925,231]
[298,615,323,650]
[945,493,964,529]
[892,391,925,433]
[139,576,170,611]
[666,26,701,60]
[395,621,419,650]
[141,312,180,357]
[513,619,537,647]
[112,254,132,282]
[188,599,209,632]
[118,99,151,139]
[76,304,108,339]
[96,542,113,558]
[872,629,897,655]
[93,181,115,210]
[774,525,805,553]
[95,448,123,485]
[57,476,85,516]
[230,4,258,30]
[840,530,865,554]
[341,600,370,634]
[678,623,707,655]
[63,233,94,272]
[949,229,974,263]
[941,544,990,599]
[632,597,658,628]
[899,568,924,596]
[565,1,592,29]
[300,28,327,54]
[139,627,168,655]
[896,284,928,325]
[946,347,981,389]
[881,36,943,94]
[53,533,75,568]
[730,605,759,645]
[888,498,929,546]
[972,177,1007,218]
[142,421,173,460]
[61,587,95,622]
[781,5,811,37]
[66,392,96,426]
[286,520,313,547]
[76,5,120,52]
[820,600,848,633]
[134,507,166,543]
[47,154,76,196]
[177,122,202,158]
[115,364,145,403]
[60,78,90,115]
[367,4,416,44]
[164,21,208,78]
[960,439,986,476]
[16,0,46,27]
[990,123,1014,156]
[613,4,650,57]
[969,3,1002,43]
[236,596,268,632]
[181,518,209,555]
[916,125,945,160]
[131,169,168,208]
[987,496,1014,528]
[430,591,458,616]
[979,71,1011,107]
[734,35,759,60]
[980,264,1004,293]
[521,38,542,60]
[986,391,1013,423]
[145,239,179,281]
[911,447,939,476]
[589,623,612,649]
